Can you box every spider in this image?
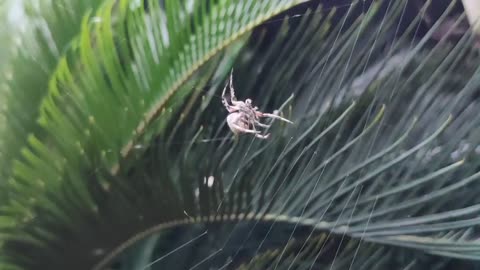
[221,71,293,139]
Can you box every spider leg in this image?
[221,80,231,107]
[228,70,250,108]
[222,80,241,113]
[254,120,271,128]
[250,119,270,139]
[224,69,244,107]
[229,69,237,102]
[224,104,238,113]
[229,122,261,134]
[258,112,293,124]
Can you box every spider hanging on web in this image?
[221,71,293,139]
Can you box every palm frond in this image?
[0,0,102,203]
[2,0,480,269]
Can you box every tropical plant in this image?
[1,0,480,269]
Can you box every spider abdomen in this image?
[226,112,249,134]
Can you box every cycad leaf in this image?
[3,0,480,269]
[0,0,102,202]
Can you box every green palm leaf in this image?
[0,0,102,204]
[1,0,480,269]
